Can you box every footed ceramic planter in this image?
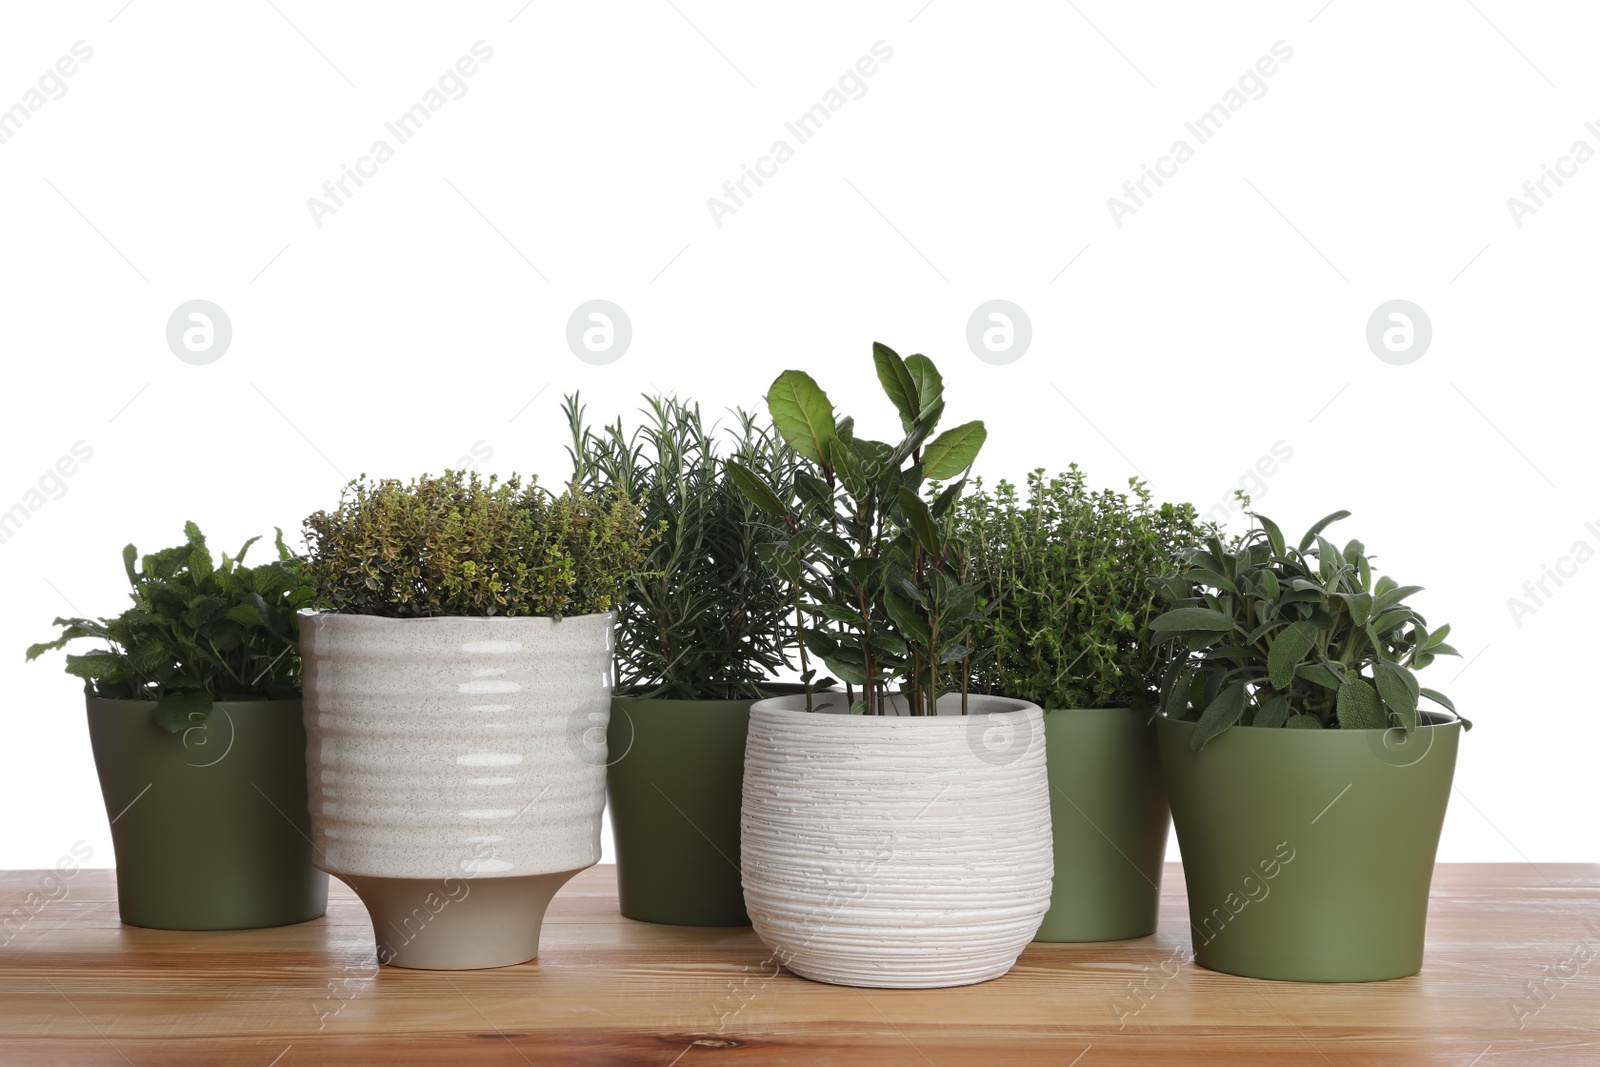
[1158,710,1462,982]
[87,698,327,930]
[1035,707,1170,942]
[741,692,1053,988]
[300,611,614,969]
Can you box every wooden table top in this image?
[1,863,1596,1065]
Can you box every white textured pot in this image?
[741,692,1052,988]
[300,611,613,969]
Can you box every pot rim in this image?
[1157,707,1463,732]
[612,681,813,704]
[612,695,759,705]
[1040,705,1139,714]
[297,608,616,625]
[85,695,303,709]
[751,691,1040,722]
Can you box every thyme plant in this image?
[957,467,1212,709]
[301,470,649,618]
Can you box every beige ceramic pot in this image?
[300,611,613,969]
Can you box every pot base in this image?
[782,959,1017,989]
[342,869,585,970]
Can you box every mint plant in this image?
[27,523,313,731]
[566,393,800,699]
[729,343,990,715]
[1148,510,1465,749]
[957,467,1212,709]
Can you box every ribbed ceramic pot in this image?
[1035,707,1170,942]
[607,696,755,926]
[86,698,328,930]
[300,611,614,970]
[741,692,1053,988]
[1158,710,1462,982]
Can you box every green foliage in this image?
[26,523,312,732]
[729,342,990,715]
[567,393,800,699]
[956,467,1212,710]
[302,470,650,619]
[1148,510,1466,750]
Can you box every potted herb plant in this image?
[299,471,649,970]
[1150,510,1467,981]
[566,394,800,926]
[729,343,1053,988]
[957,467,1210,942]
[26,523,327,930]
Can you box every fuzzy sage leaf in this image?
[1150,510,1464,746]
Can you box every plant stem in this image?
[796,599,811,713]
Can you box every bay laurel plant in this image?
[301,470,650,618]
[1149,510,1466,749]
[728,343,990,716]
[566,393,801,699]
[26,522,313,731]
[956,467,1212,710]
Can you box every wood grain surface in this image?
[1,863,1596,1065]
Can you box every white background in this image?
[1,1,1595,870]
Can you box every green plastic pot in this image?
[1157,710,1462,981]
[1035,707,1169,942]
[606,697,754,925]
[86,697,328,930]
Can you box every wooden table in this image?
[1,864,1596,1065]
